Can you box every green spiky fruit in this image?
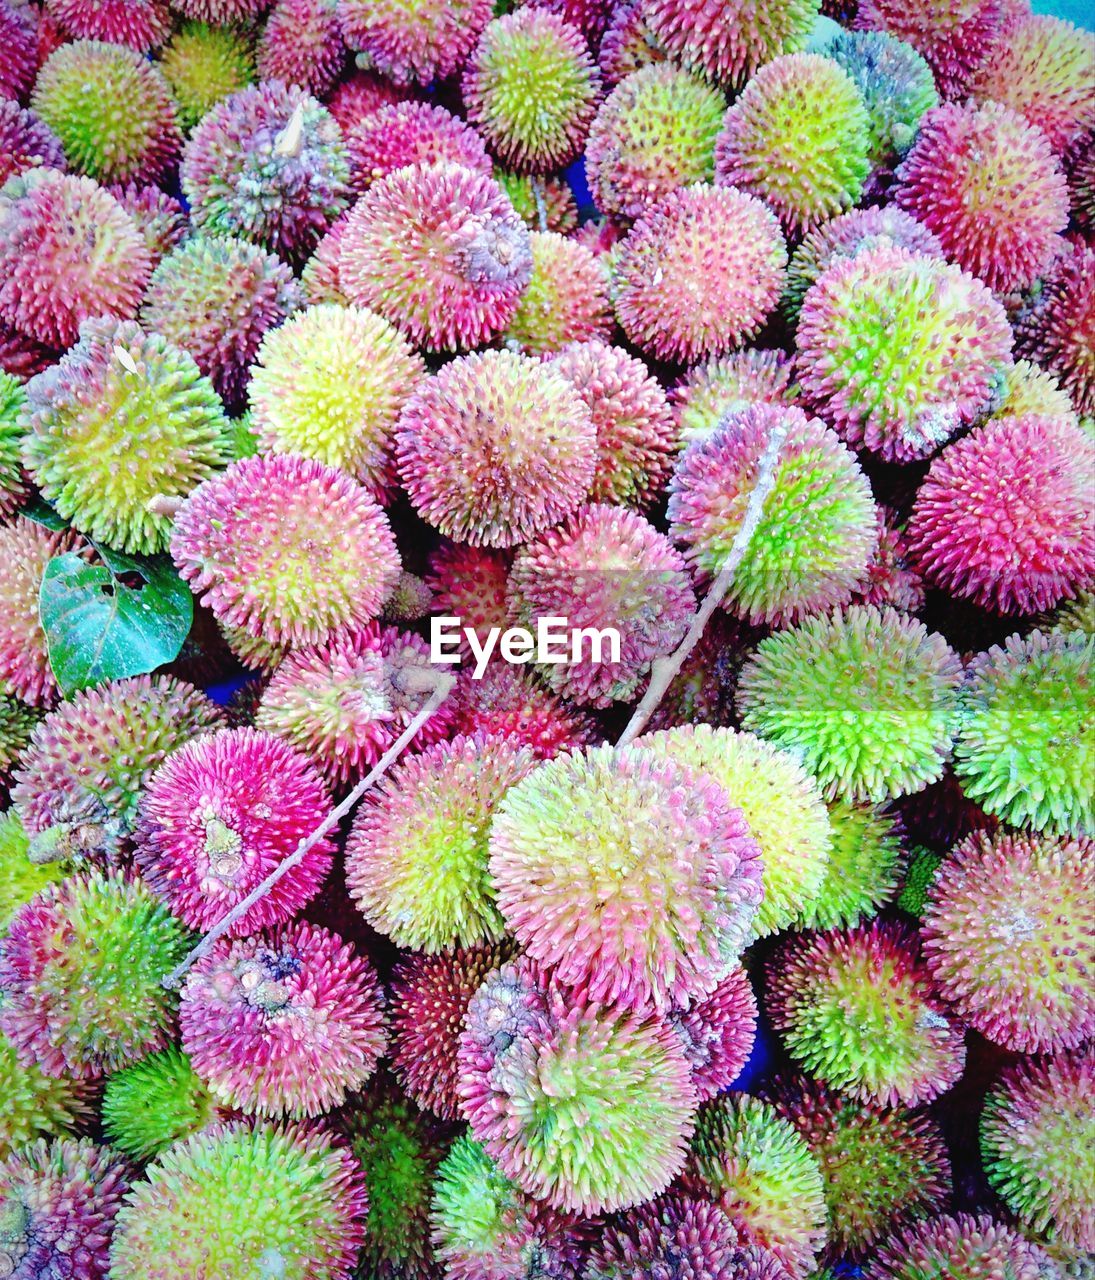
[0,696,37,779]
[0,1030,92,1160]
[895,846,944,918]
[0,811,67,936]
[158,20,256,132]
[796,802,906,931]
[102,1046,221,1162]
[0,371,26,518]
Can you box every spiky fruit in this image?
[346,101,490,194]
[0,324,53,384]
[895,846,944,918]
[389,943,513,1122]
[494,170,578,233]
[449,663,596,760]
[171,0,267,18]
[32,40,181,185]
[463,10,601,173]
[141,234,303,410]
[798,802,905,931]
[613,183,787,364]
[135,727,334,937]
[953,629,1093,836]
[670,966,758,1102]
[171,453,399,647]
[109,1121,367,1280]
[182,82,350,262]
[180,922,387,1119]
[0,376,28,508]
[586,64,725,219]
[430,1135,588,1280]
[908,414,1094,616]
[424,541,511,657]
[0,1137,129,1280]
[672,348,796,446]
[458,955,698,1214]
[0,0,37,101]
[342,1077,450,1280]
[0,101,64,187]
[599,0,665,87]
[337,0,493,86]
[991,358,1080,429]
[982,1049,1094,1254]
[157,20,256,132]
[1015,240,1094,417]
[1043,589,1095,638]
[21,318,230,555]
[641,0,819,88]
[971,13,1095,155]
[12,675,222,865]
[341,162,532,351]
[851,506,927,614]
[549,339,674,509]
[396,348,595,546]
[782,206,943,322]
[686,1094,827,1277]
[247,303,424,497]
[766,922,966,1108]
[0,519,83,706]
[506,504,695,707]
[0,170,151,350]
[0,811,68,935]
[644,612,752,734]
[257,0,344,98]
[299,213,348,306]
[106,182,187,269]
[669,402,877,627]
[866,1212,1063,1279]
[489,743,763,1014]
[45,0,171,51]
[346,733,537,951]
[0,697,38,782]
[0,1030,93,1160]
[641,724,832,942]
[326,70,411,133]
[101,1047,220,1161]
[737,607,962,805]
[502,230,613,354]
[772,1075,950,1258]
[922,830,1094,1054]
[0,869,190,1078]
[715,53,870,236]
[796,243,1013,462]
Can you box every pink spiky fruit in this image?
[670,966,758,1102]
[0,101,64,187]
[865,1212,1062,1279]
[324,71,411,134]
[337,0,493,86]
[672,348,796,447]
[448,662,597,761]
[0,0,38,101]
[424,541,511,658]
[257,0,345,99]
[346,101,490,194]
[44,0,171,51]
[106,183,187,269]
[1015,240,1094,417]
[502,230,613,355]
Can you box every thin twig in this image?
[530,177,549,233]
[162,670,456,989]
[617,417,790,747]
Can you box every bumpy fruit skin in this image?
[425,541,511,657]
[0,697,38,782]
[342,162,532,352]
[0,519,83,706]
[670,966,758,1102]
[106,182,187,269]
[0,0,38,101]
[1015,240,1094,417]
[0,1137,130,1280]
[171,0,267,18]
[171,453,400,648]
[346,733,537,952]
[798,801,906,931]
[670,403,878,627]
[12,675,222,865]
[0,1030,93,1160]
[109,1121,367,1280]
[101,1047,220,1161]
[644,613,753,734]
[0,170,151,350]
[617,184,788,364]
[586,64,725,219]
[337,0,493,85]
[430,1134,588,1280]
[346,101,491,194]
[641,0,820,88]
[970,13,1095,155]
[738,606,963,805]
[157,20,256,132]
[463,10,601,173]
[247,302,424,497]
[772,1075,950,1259]
[325,70,410,133]
[894,100,1069,295]
[457,955,699,1215]
[141,234,303,410]
[796,243,1013,462]
[585,1193,759,1279]
[503,230,613,354]
[642,724,832,941]
[686,1093,827,1278]
[850,509,927,615]
[0,100,65,187]
[766,922,966,1109]
[450,662,595,760]
[715,54,871,236]
[494,170,578,233]
[182,82,350,263]
[923,831,1094,1054]
[135,727,334,937]
[489,743,763,1014]
[908,414,1094,616]
[0,869,190,1079]
[991,358,1079,429]
[180,921,387,1119]
[257,0,344,99]
[672,348,795,447]
[599,0,664,87]
[45,0,172,51]
[32,40,181,185]
[981,1049,1094,1254]
[865,1212,1063,1279]
[0,811,68,936]
[389,943,513,1121]
[507,504,695,707]
[21,318,230,555]
[953,629,1093,836]
[0,325,53,385]
[396,348,595,547]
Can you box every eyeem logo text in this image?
[431,616,622,680]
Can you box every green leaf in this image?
[39,551,194,694]
[20,494,68,531]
